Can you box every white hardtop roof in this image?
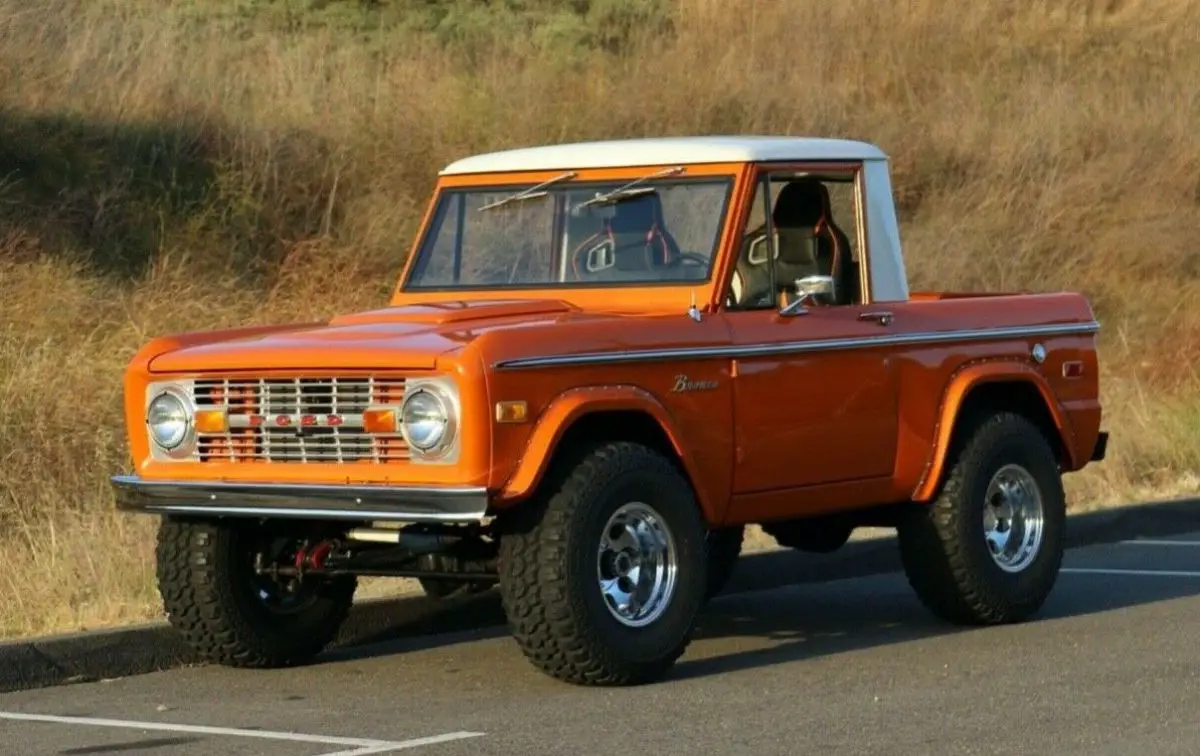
[439,135,887,175]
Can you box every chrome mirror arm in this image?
[778,297,810,317]
[778,274,835,317]
[777,276,835,316]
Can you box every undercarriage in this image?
[249,521,500,591]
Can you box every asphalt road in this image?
[4,533,1200,756]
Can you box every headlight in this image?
[400,388,451,451]
[147,391,191,450]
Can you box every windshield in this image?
[403,175,734,290]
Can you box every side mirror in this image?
[778,275,835,317]
[796,274,835,299]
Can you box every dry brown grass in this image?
[2,0,1199,639]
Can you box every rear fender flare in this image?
[912,362,1075,503]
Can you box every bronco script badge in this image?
[671,374,719,393]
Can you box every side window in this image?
[727,171,864,310]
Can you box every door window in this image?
[727,171,864,310]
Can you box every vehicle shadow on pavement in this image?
[322,536,909,663]
[318,495,1200,681]
[670,566,1200,682]
[323,547,1200,683]
[328,495,1200,664]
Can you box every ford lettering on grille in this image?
[193,377,409,463]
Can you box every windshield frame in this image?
[397,166,739,295]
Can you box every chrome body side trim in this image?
[111,475,489,523]
[494,321,1101,370]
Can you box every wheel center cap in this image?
[989,501,1014,529]
[615,553,633,576]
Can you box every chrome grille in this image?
[193,377,410,463]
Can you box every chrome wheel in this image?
[597,501,679,628]
[983,463,1045,573]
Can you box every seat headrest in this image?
[609,193,663,234]
[772,179,830,229]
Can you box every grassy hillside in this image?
[2,0,1199,639]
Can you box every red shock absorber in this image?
[307,540,333,571]
[293,540,335,575]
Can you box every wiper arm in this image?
[572,165,685,211]
[478,171,577,211]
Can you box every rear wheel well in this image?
[947,380,1066,466]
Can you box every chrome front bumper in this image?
[111,475,489,523]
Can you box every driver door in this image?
[724,169,899,496]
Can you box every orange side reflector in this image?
[495,401,529,424]
[362,407,398,434]
[194,410,228,434]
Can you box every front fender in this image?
[912,361,1075,502]
[494,385,721,523]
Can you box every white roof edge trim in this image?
[439,136,888,175]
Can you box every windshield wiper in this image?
[572,165,685,211]
[478,171,577,211]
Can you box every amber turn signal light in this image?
[193,410,228,434]
[495,401,529,424]
[1062,361,1085,378]
[362,407,398,434]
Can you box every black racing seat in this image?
[731,179,857,308]
[571,193,683,280]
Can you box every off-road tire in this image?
[897,411,1066,626]
[497,441,708,686]
[155,517,357,668]
[705,525,744,598]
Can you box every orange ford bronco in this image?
[112,136,1108,686]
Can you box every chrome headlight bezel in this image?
[144,381,197,461]
[399,377,460,463]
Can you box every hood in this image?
[147,299,581,373]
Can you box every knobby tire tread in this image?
[155,518,355,668]
[498,441,705,686]
[898,411,1066,626]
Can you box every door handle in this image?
[858,311,894,326]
